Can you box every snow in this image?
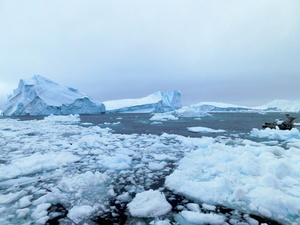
[2,75,105,115]
[103,91,181,113]
[188,126,226,133]
[127,190,172,217]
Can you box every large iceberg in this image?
[189,102,253,112]
[258,100,300,112]
[2,75,105,116]
[103,91,182,113]
[187,100,300,112]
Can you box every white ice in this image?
[187,126,226,133]
[127,189,172,217]
[1,114,300,224]
[166,128,300,224]
[103,91,181,113]
[2,75,105,115]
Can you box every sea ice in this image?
[128,190,172,217]
[150,112,179,121]
[187,126,226,133]
[67,205,95,223]
[250,127,300,140]
[180,211,225,224]
[165,140,300,224]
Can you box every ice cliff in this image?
[2,75,105,116]
[103,91,182,113]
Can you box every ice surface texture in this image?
[2,75,105,116]
[103,91,182,113]
[165,128,300,224]
[1,114,300,224]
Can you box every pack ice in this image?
[103,91,182,113]
[2,75,105,116]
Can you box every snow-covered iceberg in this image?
[2,75,105,116]
[186,100,300,113]
[103,91,181,113]
[257,100,300,112]
[188,102,253,112]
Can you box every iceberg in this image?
[189,102,253,112]
[258,100,300,112]
[103,91,181,113]
[2,75,105,116]
[186,100,300,113]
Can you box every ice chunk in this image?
[128,190,172,217]
[202,203,216,211]
[180,211,225,224]
[68,205,95,223]
[187,126,226,133]
[250,128,300,140]
[0,152,80,181]
[98,153,132,170]
[117,192,132,202]
[175,106,211,117]
[165,142,300,224]
[148,161,167,171]
[43,114,81,123]
[18,195,33,208]
[186,203,201,212]
[150,112,179,121]
[31,203,51,220]
[57,171,111,206]
[0,190,27,204]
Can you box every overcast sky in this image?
[0,0,300,107]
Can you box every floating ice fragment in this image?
[68,205,95,224]
[128,190,172,217]
[180,211,225,224]
[202,203,216,211]
[148,161,167,171]
[186,203,201,212]
[150,112,179,121]
[187,126,226,133]
[44,114,81,123]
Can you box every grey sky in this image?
[0,0,300,107]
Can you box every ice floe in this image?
[188,126,226,133]
[127,189,172,217]
[165,138,300,224]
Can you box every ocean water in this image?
[1,112,299,225]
